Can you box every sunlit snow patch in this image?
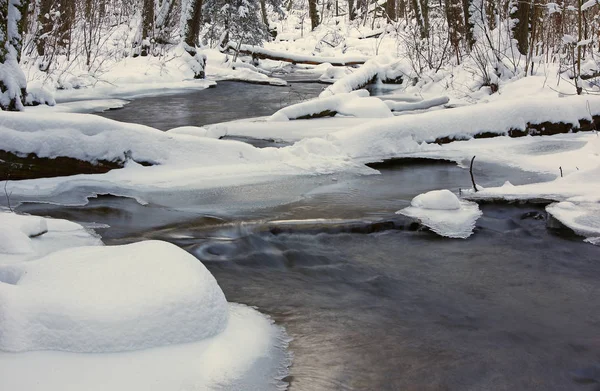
[546,201,600,245]
[396,190,482,239]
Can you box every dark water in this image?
[98,81,327,129]
[21,83,600,390]
[18,161,600,391]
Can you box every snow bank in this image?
[0,212,47,255]
[547,202,600,244]
[268,90,392,121]
[396,190,482,239]
[326,94,600,162]
[0,210,101,263]
[0,240,228,353]
[0,211,291,389]
[384,96,449,112]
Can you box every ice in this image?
[396,190,482,239]
[0,240,228,352]
[29,99,131,114]
[546,202,600,243]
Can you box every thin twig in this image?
[470,156,478,192]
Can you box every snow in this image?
[410,189,461,210]
[29,99,130,114]
[384,96,449,112]
[396,190,482,239]
[582,0,600,11]
[228,43,369,65]
[0,302,290,391]
[171,117,373,142]
[318,66,352,83]
[0,210,101,263]
[0,240,228,353]
[0,213,292,390]
[268,90,392,121]
[546,202,600,244]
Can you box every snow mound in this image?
[0,303,291,391]
[268,90,392,121]
[319,66,352,83]
[0,227,34,254]
[546,201,600,243]
[397,190,482,239]
[411,189,461,210]
[0,211,47,255]
[0,210,103,264]
[0,240,228,353]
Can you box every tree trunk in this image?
[445,0,463,61]
[386,0,396,21]
[260,0,268,27]
[462,0,474,50]
[183,0,203,52]
[348,0,356,20]
[141,0,154,56]
[511,0,530,55]
[309,0,319,30]
[182,0,205,78]
[397,0,405,18]
[576,0,582,94]
[411,0,429,38]
[36,0,52,56]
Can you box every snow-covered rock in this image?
[0,302,290,391]
[396,190,482,239]
[0,240,228,353]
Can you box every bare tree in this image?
[309,0,320,30]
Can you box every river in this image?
[18,81,600,390]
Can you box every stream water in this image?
[18,81,600,390]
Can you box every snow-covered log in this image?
[225,42,368,66]
[384,96,449,112]
[319,57,406,98]
[268,90,393,121]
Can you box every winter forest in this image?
[1,0,600,390]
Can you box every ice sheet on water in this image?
[396,190,482,239]
[546,201,600,244]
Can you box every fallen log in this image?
[433,115,599,144]
[224,42,368,66]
